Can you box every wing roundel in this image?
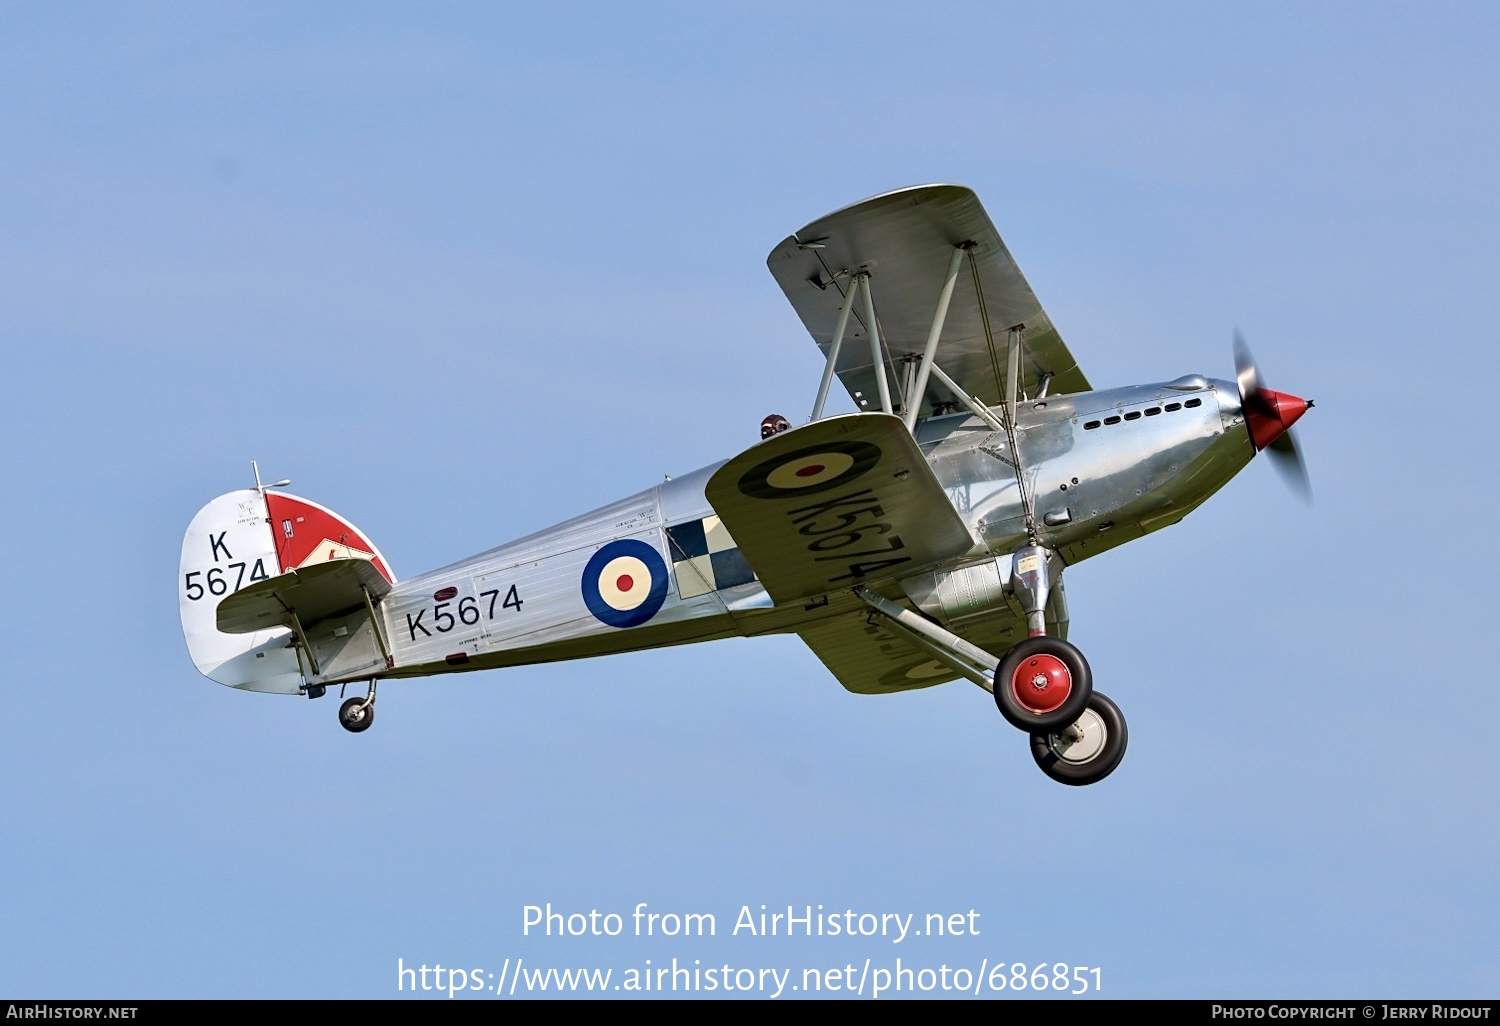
[704,413,974,604]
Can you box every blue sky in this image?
[2,1,1497,999]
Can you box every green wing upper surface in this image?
[704,413,974,605]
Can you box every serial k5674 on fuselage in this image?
[179,185,1312,785]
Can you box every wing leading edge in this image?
[767,184,1090,417]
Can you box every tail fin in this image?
[179,487,394,694]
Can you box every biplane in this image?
[179,185,1311,785]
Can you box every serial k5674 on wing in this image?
[179,185,1313,785]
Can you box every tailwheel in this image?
[1031,692,1127,786]
[338,696,375,733]
[993,636,1092,733]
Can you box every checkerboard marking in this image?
[665,515,758,599]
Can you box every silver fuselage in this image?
[303,378,1252,686]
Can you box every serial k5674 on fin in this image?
[179,185,1313,786]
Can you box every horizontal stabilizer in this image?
[218,557,392,635]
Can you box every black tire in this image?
[993,636,1092,733]
[339,697,375,733]
[1031,691,1127,786]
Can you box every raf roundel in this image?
[581,539,670,628]
[879,658,956,689]
[737,440,882,500]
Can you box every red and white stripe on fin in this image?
[264,491,394,583]
[179,487,394,694]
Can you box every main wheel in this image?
[993,636,1092,733]
[1031,691,1127,786]
[339,697,375,733]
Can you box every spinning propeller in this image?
[1233,331,1313,502]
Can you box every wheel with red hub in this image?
[993,636,1092,733]
[1031,691,1128,786]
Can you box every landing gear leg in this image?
[338,681,377,733]
[1031,691,1128,786]
[994,546,1092,732]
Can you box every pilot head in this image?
[760,414,790,440]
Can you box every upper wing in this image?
[767,184,1089,413]
[704,413,974,604]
